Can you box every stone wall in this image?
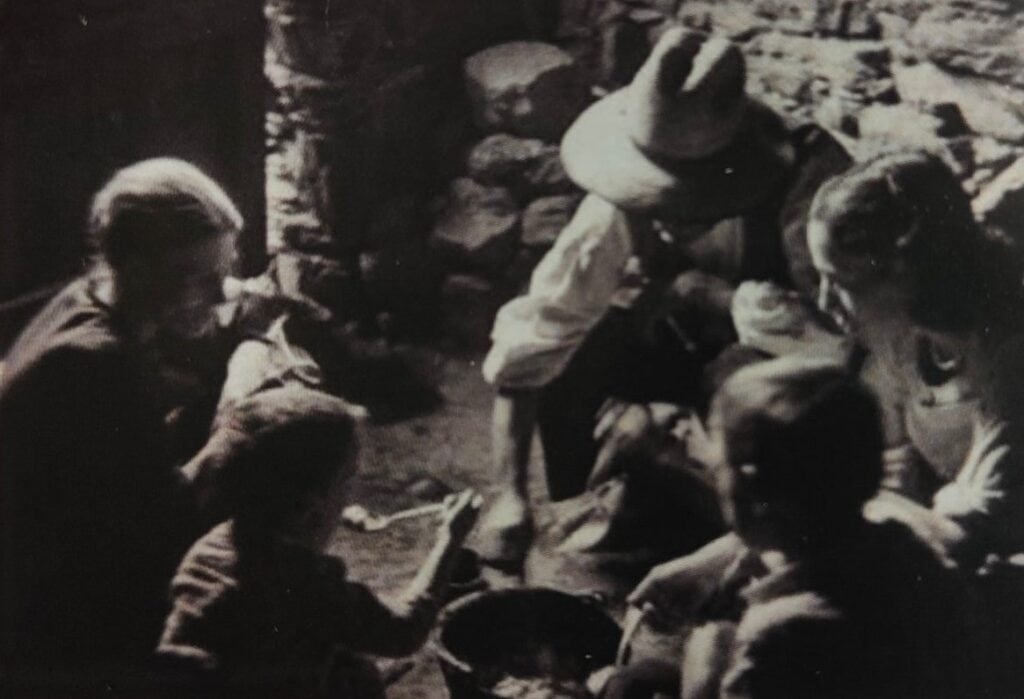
[269,0,1024,343]
[429,41,589,347]
[263,0,553,333]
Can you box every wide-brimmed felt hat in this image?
[562,27,794,221]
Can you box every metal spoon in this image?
[341,502,447,532]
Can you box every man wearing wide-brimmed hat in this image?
[477,28,851,567]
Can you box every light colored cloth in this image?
[856,323,975,496]
[903,333,977,481]
[863,328,1024,566]
[217,316,323,413]
[856,332,940,500]
[730,280,851,359]
[906,395,977,482]
[483,194,635,389]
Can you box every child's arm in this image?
[344,489,481,657]
[627,533,747,631]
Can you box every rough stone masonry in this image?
[266,0,1024,344]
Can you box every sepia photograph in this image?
[2,0,1024,696]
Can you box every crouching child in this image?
[601,356,983,699]
[156,386,481,697]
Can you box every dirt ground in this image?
[328,349,649,698]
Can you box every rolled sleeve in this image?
[482,194,634,389]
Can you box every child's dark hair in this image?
[714,355,883,521]
[204,386,359,530]
[810,149,1022,334]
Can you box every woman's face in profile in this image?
[807,218,862,332]
[807,217,909,338]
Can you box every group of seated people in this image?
[1,26,1022,699]
[476,27,1024,699]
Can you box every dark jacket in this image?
[0,277,204,690]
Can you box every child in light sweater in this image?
[157,385,480,697]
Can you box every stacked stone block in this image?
[266,0,1024,343]
[264,0,531,330]
[429,41,588,348]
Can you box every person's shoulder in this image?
[786,123,851,165]
[726,589,861,698]
[2,278,121,388]
[774,121,852,202]
[1,336,122,405]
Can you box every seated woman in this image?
[158,386,480,698]
[806,149,1024,691]
[601,356,981,699]
[633,149,1024,693]
[805,149,1024,567]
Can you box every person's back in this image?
[0,276,197,684]
[159,520,390,697]
[715,518,978,699]
[157,386,481,697]
[615,356,984,699]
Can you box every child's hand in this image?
[628,558,710,632]
[440,489,483,543]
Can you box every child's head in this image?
[202,385,362,546]
[708,355,883,554]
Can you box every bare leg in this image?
[477,389,539,567]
